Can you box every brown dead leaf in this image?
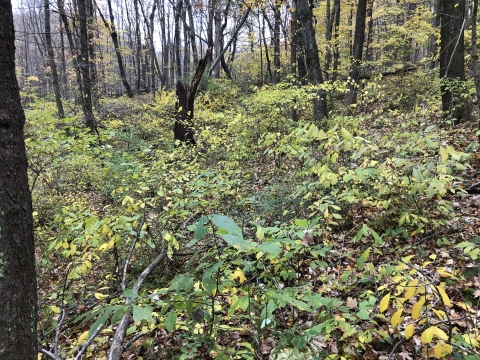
[303,233,314,246]
[260,337,275,355]
[346,297,358,309]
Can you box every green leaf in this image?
[132,304,153,324]
[341,128,353,143]
[211,214,243,238]
[165,310,177,332]
[257,242,282,255]
[88,306,113,338]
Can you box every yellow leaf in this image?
[404,323,414,339]
[405,279,419,300]
[50,305,61,314]
[433,341,452,359]
[433,327,448,340]
[379,293,390,313]
[230,269,247,284]
[77,330,89,345]
[94,292,108,300]
[432,309,446,321]
[412,296,426,320]
[437,283,451,307]
[421,326,434,343]
[439,146,448,163]
[391,309,403,328]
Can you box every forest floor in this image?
[31,71,480,360]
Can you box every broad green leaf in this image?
[132,304,153,324]
[211,214,243,238]
[257,242,282,255]
[88,307,113,338]
[165,310,177,332]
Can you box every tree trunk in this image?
[175,49,212,144]
[185,0,199,65]
[272,0,281,83]
[428,0,441,69]
[174,0,183,80]
[78,0,96,132]
[44,0,65,118]
[0,1,37,358]
[347,0,367,105]
[134,0,143,90]
[296,0,327,123]
[473,0,480,142]
[440,0,466,122]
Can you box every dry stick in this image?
[54,308,66,355]
[39,348,63,360]
[122,211,146,291]
[108,244,168,360]
[74,324,104,360]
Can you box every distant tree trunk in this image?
[174,0,183,80]
[347,0,367,105]
[134,0,143,90]
[174,48,211,144]
[272,0,282,83]
[0,1,37,358]
[262,15,272,82]
[296,0,327,123]
[428,0,441,69]
[97,0,134,97]
[78,0,96,131]
[364,0,374,62]
[44,0,65,118]
[473,0,480,141]
[332,0,340,80]
[440,0,466,122]
[150,0,158,97]
[213,8,222,77]
[185,0,199,65]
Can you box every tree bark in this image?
[347,0,367,105]
[272,0,282,83]
[473,0,480,142]
[0,1,37,358]
[78,0,96,132]
[44,0,65,118]
[440,0,466,122]
[175,49,212,144]
[296,0,327,123]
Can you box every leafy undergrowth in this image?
[31,72,480,360]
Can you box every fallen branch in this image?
[107,243,167,360]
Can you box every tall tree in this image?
[78,0,96,131]
[44,0,65,118]
[296,0,327,123]
[0,0,37,358]
[440,0,466,122]
[347,0,367,105]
